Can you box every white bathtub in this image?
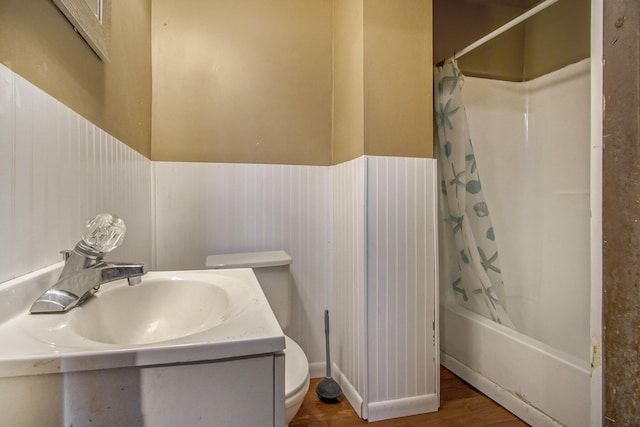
[440,303,591,427]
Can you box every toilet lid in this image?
[205,251,292,269]
[284,336,310,398]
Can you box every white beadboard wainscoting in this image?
[0,63,152,285]
[331,156,439,421]
[153,161,334,366]
[154,157,439,421]
[365,156,439,421]
[332,157,367,417]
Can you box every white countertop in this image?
[0,264,285,378]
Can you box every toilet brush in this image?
[315,310,342,403]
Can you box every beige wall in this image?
[433,0,590,82]
[0,0,152,157]
[433,0,526,81]
[523,0,591,80]
[151,0,333,165]
[2,1,434,166]
[333,0,434,164]
[153,0,433,165]
[332,0,365,165]
[363,0,433,159]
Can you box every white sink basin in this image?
[69,275,242,345]
[0,266,284,378]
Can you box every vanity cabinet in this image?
[69,353,284,426]
[1,353,285,427]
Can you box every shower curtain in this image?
[434,59,513,327]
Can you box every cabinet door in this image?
[141,356,275,427]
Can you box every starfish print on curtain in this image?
[434,58,514,327]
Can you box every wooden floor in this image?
[290,367,529,426]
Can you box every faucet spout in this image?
[30,262,148,314]
[30,213,148,314]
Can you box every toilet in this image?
[205,250,310,425]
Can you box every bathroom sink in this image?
[69,275,239,345]
[0,265,286,426]
[0,267,284,378]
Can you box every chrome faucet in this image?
[30,214,148,314]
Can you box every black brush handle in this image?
[324,310,332,378]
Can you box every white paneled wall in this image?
[366,156,439,420]
[332,157,367,415]
[0,63,152,284]
[154,162,333,365]
[155,157,439,421]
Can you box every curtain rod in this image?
[438,0,560,65]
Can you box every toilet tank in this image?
[205,251,292,329]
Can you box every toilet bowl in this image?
[284,336,310,423]
[205,251,310,425]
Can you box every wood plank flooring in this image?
[290,367,529,426]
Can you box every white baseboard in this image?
[366,393,438,422]
[309,362,325,379]
[313,361,440,422]
[332,363,365,419]
[441,352,562,427]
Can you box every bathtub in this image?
[440,303,591,427]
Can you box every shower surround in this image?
[440,58,592,426]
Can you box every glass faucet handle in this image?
[81,213,126,254]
